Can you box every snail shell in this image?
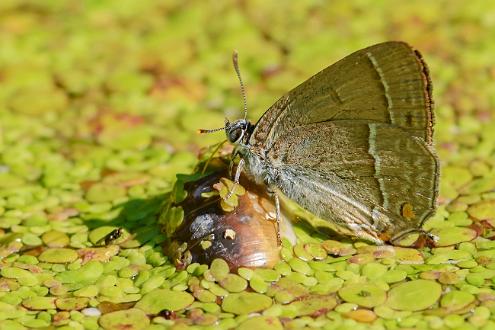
[162,158,295,270]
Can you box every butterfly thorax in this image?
[225,120,277,187]
[242,147,278,186]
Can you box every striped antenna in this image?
[197,127,225,134]
[198,118,230,134]
[199,50,247,134]
[232,50,248,120]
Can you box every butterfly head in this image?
[225,118,249,145]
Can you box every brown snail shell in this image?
[162,157,295,270]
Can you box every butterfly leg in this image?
[267,186,282,246]
[225,158,244,200]
[274,192,282,246]
[228,154,235,178]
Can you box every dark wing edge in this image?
[411,45,435,145]
[410,46,440,226]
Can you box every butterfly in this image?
[202,41,439,245]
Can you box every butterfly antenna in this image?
[198,118,230,134]
[232,50,248,120]
[197,127,225,134]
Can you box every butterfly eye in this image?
[228,127,244,143]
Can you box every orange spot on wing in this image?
[401,203,416,220]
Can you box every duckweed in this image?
[1,1,495,329]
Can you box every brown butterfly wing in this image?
[248,41,439,241]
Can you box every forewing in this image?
[268,121,439,239]
[250,41,434,153]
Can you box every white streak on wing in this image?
[366,52,393,124]
[368,123,389,209]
